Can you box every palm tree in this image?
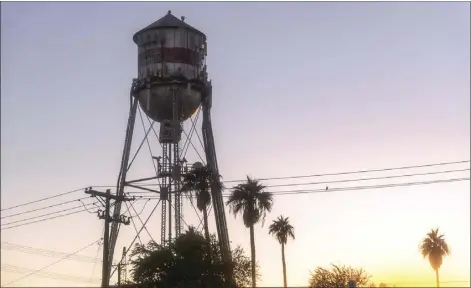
[226,176,274,288]
[419,228,450,288]
[269,215,295,288]
[181,166,215,257]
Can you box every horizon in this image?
[1,2,470,287]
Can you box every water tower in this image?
[106,10,232,283]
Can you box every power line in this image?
[125,200,154,242]
[1,202,98,226]
[262,168,469,189]
[90,160,471,190]
[132,177,470,198]
[0,209,93,231]
[268,177,470,196]
[1,197,91,219]
[0,198,150,231]
[2,239,101,287]
[88,235,103,287]
[2,160,468,214]
[123,201,145,246]
[128,199,150,218]
[1,242,100,264]
[1,264,101,284]
[1,187,86,211]
[0,162,468,232]
[125,168,469,191]
[2,177,467,232]
[223,160,470,183]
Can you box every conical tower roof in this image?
[133,10,205,43]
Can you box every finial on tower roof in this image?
[168,10,171,15]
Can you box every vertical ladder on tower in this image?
[179,181,184,235]
[160,144,168,245]
[168,145,172,243]
[172,87,182,238]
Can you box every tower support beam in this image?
[201,82,233,284]
[108,80,140,281]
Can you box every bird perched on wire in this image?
[325,186,329,191]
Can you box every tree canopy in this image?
[268,215,295,245]
[226,176,273,228]
[419,228,450,271]
[127,228,256,288]
[308,264,373,288]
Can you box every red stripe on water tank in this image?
[138,47,201,66]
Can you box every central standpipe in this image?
[156,85,184,243]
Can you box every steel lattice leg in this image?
[108,83,140,281]
[202,83,233,284]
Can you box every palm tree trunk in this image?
[281,243,287,288]
[250,224,256,287]
[435,268,440,288]
[203,207,212,262]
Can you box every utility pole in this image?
[85,188,133,288]
[114,247,127,287]
[117,263,121,287]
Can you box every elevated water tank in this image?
[133,10,208,122]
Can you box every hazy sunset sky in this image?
[1,2,470,287]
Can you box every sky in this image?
[1,2,470,287]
